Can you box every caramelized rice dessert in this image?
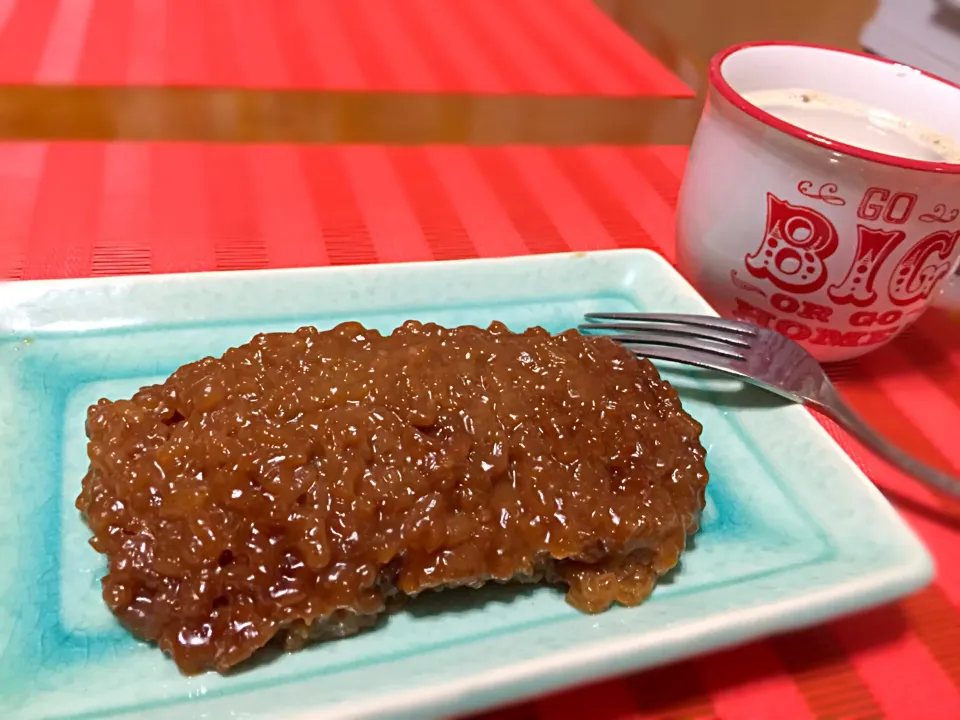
[77,321,709,674]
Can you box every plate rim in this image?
[0,249,935,719]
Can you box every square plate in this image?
[0,250,933,720]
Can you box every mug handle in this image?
[933,266,960,310]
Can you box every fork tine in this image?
[579,321,752,348]
[595,331,748,361]
[583,312,758,336]
[620,344,749,378]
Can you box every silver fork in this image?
[580,312,960,498]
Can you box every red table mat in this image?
[0,0,691,96]
[2,142,959,719]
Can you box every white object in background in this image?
[862,0,960,86]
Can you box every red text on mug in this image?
[744,194,838,293]
[736,186,960,348]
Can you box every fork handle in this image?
[810,384,960,498]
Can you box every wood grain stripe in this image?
[0,87,697,145]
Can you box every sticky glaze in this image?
[77,321,708,674]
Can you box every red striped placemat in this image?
[0,0,691,95]
[1,141,958,719]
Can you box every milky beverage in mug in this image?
[677,43,960,362]
[744,88,960,164]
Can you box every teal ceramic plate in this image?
[0,250,933,720]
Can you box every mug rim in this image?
[709,41,960,175]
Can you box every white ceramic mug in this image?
[942,267,960,310]
[677,42,960,362]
